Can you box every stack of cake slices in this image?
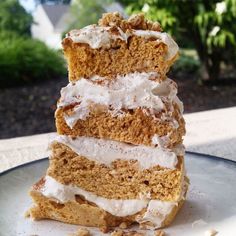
[27,13,188,231]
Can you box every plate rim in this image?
[0,151,236,177]
[0,157,48,176]
[186,151,236,165]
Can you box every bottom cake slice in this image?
[27,176,188,230]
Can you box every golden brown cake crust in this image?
[27,179,186,230]
[47,142,184,201]
[28,189,130,228]
[55,105,185,148]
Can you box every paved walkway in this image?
[0,107,236,173]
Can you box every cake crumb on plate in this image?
[68,228,91,236]
[204,229,218,236]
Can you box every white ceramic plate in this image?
[0,152,236,236]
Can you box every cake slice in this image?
[55,73,185,148]
[28,136,188,230]
[63,13,178,82]
[47,137,185,201]
[29,179,187,231]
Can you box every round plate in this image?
[0,152,236,236]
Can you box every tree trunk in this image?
[208,51,221,80]
[200,51,221,81]
[193,42,221,81]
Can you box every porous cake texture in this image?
[63,13,178,81]
[47,139,185,201]
[27,12,188,231]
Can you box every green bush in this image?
[0,0,33,36]
[0,33,66,87]
[0,30,19,40]
[170,52,200,77]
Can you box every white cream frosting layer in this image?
[54,135,184,170]
[152,134,171,149]
[67,25,178,61]
[138,200,177,226]
[58,72,182,128]
[68,25,128,49]
[41,176,179,228]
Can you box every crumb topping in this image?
[98,12,162,32]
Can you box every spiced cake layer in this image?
[55,73,185,147]
[56,106,184,148]
[63,13,178,81]
[46,136,185,201]
[27,176,188,230]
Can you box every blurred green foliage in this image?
[0,0,33,36]
[0,32,66,87]
[120,0,236,80]
[171,51,200,77]
[0,0,66,87]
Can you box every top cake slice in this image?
[62,12,179,81]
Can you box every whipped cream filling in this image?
[67,25,178,61]
[54,135,184,170]
[152,134,171,149]
[68,25,128,49]
[41,176,181,227]
[138,200,177,227]
[58,72,181,128]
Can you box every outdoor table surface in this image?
[0,106,236,173]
